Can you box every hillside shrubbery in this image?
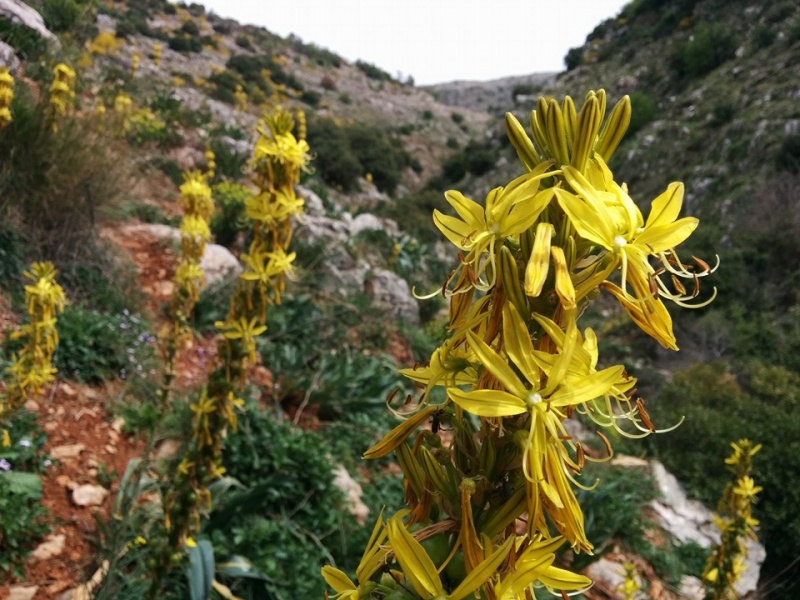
[307,117,415,193]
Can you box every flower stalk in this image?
[703,439,762,600]
[1,262,65,447]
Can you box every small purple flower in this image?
[0,458,12,471]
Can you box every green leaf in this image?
[187,538,215,600]
[0,471,42,499]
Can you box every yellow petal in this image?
[524,222,554,297]
[466,331,527,397]
[363,406,438,459]
[549,365,624,408]
[635,218,698,254]
[321,566,357,594]
[538,565,593,590]
[502,303,540,388]
[645,182,684,230]
[444,190,485,229]
[433,210,473,249]
[448,388,526,417]
[387,516,445,598]
[450,535,515,600]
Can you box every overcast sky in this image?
[198,1,631,85]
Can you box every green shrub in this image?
[205,408,383,600]
[753,24,776,49]
[53,305,156,384]
[209,138,249,181]
[671,23,737,78]
[0,223,27,289]
[628,90,658,134]
[0,85,133,265]
[355,59,393,82]
[0,18,48,60]
[0,470,49,578]
[307,117,413,194]
[777,133,800,173]
[41,0,84,33]
[565,46,584,70]
[450,112,465,124]
[209,181,253,248]
[234,34,252,50]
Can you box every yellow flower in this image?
[732,476,762,500]
[433,164,555,290]
[386,514,514,600]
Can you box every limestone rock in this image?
[0,0,58,46]
[0,40,20,70]
[200,243,242,286]
[679,575,705,600]
[349,213,400,238]
[30,533,66,561]
[7,586,38,600]
[72,484,109,507]
[332,465,369,525]
[51,443,86,460]
[366,268,420,326]
[584,557,638,599]
[296,184,324,217]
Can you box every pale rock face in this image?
[0,0,59,46]
[296,185,325,217]
[649,460,765,597]
[366,268,420,326]
[30,533,66,561]
[331,464,369,525]
[0,40,20,70]
[72,483,109,507]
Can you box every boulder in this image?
[365,268,420,326]
[0,40,19,70]
[0,0,58,46]
[72,484,109,507]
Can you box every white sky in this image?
[198,1,631,85]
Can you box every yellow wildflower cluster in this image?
[0,67,14,128]
[88,30,122,56]
[1,262,65,447]
[49,63,76,120]
[130,53,140,79]
[204,147,215,179]
[616,562,641,600]
[703,439,762,599]
[159,108,308,575]
[324,90,716,599]
[234,84,248,111]
[158,171,214,404]
[152,42,162,67]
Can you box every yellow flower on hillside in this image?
[433,163,555,290]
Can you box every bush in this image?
[355,59,393,82]
[0,470,49,578]
[209,181,253,248]
[41,0,84,33]
[565,46,584,70]
[307,117,413,194]
[671,23,737,78]
[206,408,381,599]
[777,133,800,173]
[209,137,249,181]
[0,85,134,265]
[627,90,658,134]
[752,24,776,50]
[234,34,252,50]
[53,305,156,384]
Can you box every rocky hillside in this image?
[1,0,798,598]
